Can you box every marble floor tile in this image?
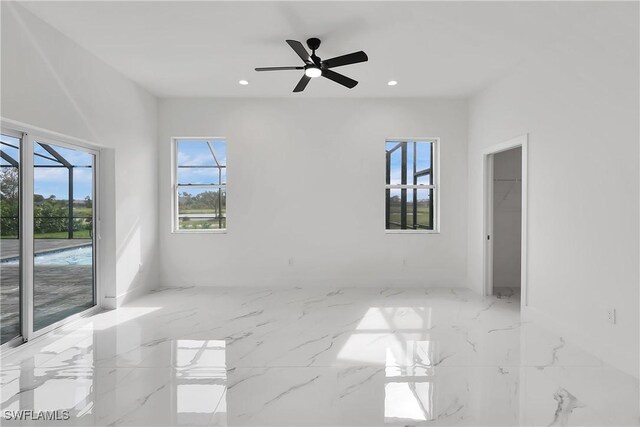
[1,286,638,426]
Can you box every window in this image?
[385,139,437,231]
[173,139,226,232]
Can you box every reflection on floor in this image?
[1,287,638,426]
[492,286,518,299]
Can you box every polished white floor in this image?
[1,287,638,426]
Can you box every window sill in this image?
[385,230,440,234]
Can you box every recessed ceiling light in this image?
[387,80,398,86]
[239,80,249,85]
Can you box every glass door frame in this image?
[1,122,101,347]
[1,127,26,349]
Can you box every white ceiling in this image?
[18,1,626,98]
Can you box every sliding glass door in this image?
[0,127,98,346]
[33,141,96,332]
[0,131,22,345]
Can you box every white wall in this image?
[159,98,468,288]
[1,3,159,307]
[467,2,639,377]
[492,147,521,289]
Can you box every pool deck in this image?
[0,238,94,343]
[1,239,91,260]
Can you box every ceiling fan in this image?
[255,38,368,92]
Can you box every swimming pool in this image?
[2,245,93,266]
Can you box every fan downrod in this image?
[306,38,321,52]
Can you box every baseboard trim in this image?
[102,284,149,309]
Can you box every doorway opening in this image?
[483,135,527,307]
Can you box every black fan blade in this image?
[293,75,311,92]
[255,66,304,71]
[322,69,358,89]
[323,51,368,68]
[286,40,311,63]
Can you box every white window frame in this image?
[171,137,227,233]
[385,137,440,234]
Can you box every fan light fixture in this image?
[255,38,368,92]
[305,67,322,78]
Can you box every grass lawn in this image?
[73,207,93,216]
[34,230,91,239]
[180,208,225,214]
[178,217,225,230]
[389,207,431,229]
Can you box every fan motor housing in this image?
[306,38,321,51]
